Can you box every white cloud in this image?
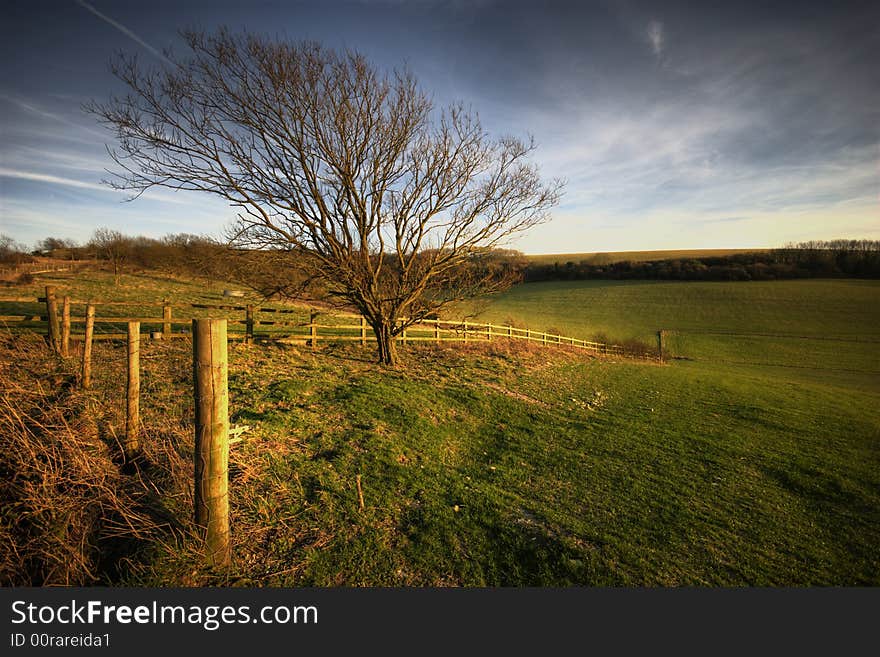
[0,93,107,140]
[0,167,112,193]
[647,20,664,57]
[0,192,232,246]
[0,166,213,208]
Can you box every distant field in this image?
[526,248,768,265]
[7,268,260,306]
[473,279,880,389]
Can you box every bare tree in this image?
[0,234,31,264]
[88,228,130,285]
[88,29,562,365]
[34,237,79,259]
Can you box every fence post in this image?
[192,319,231,568]
[125,321,140,456]
[657,330,664,362]
[542,331,547,346]
[245,305,254,344]
[81,304,95,389]
[463,320,468,343]
[507,325,512,339]
[401,321,407,346]
[360,316,367,346]
[526,328,530,342]
[61,296,70,357]
[45,286,60,354]
[435,319,441,345]
[163,299,172,339]
[487,323,492,341]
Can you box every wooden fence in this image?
[0,291,655,568]
[0,287,653,359]
[0,262,83,277]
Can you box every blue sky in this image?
[1,0,877,254]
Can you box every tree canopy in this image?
[89,29,562,364]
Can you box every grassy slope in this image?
[3,269,878,585]
[1,269,310,337]
[216,341,878,585]
[474,279,880,340]
[473,279,880,390]
[11,269,254,304]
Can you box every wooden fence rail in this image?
[0,295,652,358]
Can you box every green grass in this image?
[11,268,257,305]
[163,340,877,585]
[474,279,880,340]
[3,268,879,585]
[471,279,880,389]
[0,269,314,338]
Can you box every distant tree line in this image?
[75,230,311,293]
[1,230,255,287]
[0,235,34,265]
[3,230,531,302]
[524,240,880,282]
[6,232,878,287]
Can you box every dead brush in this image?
[0,332,178,585]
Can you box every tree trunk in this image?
[373,320,398,366]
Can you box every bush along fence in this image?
[0,286,661,360]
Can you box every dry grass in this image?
[0,333,191,585]
[0,330,340,586]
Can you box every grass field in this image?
[2,269,878,585]
[472,279,880,390]
[525,248,767,265]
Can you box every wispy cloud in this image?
[689,216,749,225]
[11,147,111,174]
[646,20,664,57]
[0,194,232,246]
[75,0,174,66]
[0,166,204,207]
[0,167,112,193]
[0,93,107,139]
